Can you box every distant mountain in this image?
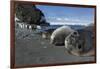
[49,25,85,30]
[36,24,85,33]
[84,23,94,33]
[87,23,94,27]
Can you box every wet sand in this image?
[15,28,95,67]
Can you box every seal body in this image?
[50,26,75,46]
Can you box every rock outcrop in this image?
[15,3,50,26]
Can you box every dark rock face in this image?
[15,3,50,26]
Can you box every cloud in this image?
[72,19,80,22]
[56,18,62,21]
[50,21,91,26]
[46,16,93,26]
[64,18,69,21]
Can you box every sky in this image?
[36,5,95,25]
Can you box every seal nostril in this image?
[78,45,81,49]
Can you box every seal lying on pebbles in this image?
[65,29,94,56]
[50,26,75,46]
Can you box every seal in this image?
[65,28,94,56]
[50,26,75,46]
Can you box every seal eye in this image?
[73,32,77,35]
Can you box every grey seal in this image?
[65,29,94,56]
[50,26,75,46]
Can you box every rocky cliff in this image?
[15,3,50,26]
